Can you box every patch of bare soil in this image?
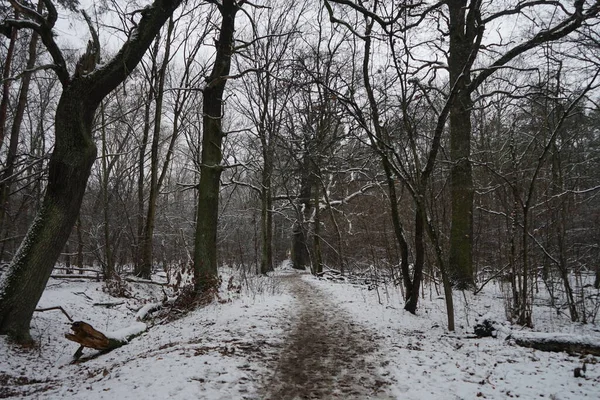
[263,274,393,399]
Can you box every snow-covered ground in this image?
[1,264,599,399]
[311,275,600,399]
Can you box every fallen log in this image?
[92,301,125,308]
[124,277,169,286]
[510,332,600,356]
[65,321,146,360]
[50,274,102,280]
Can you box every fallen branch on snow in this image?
[124,277,169,286]
[50,274,101,280]
[93,301,125,308]
[35,306,73,322]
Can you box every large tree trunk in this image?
[0,86,98,342]
[193,0,239,294]
[447,0,476,290]
[0,0,184,343]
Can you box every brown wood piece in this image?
[64,321,110,350]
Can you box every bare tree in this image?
[0,0,184,343]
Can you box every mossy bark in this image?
[193,0,239,294]
[0,85,97,342]
[0,0,183,343]
[447,0,477,290]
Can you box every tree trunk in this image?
[77,216,84,274]
[447,0,476,290]
[0,86,98,342]
[193,0,239,294]
[64,243,72,274]
[291,151,313,270]
[100,103,115,280]
[65,321,146,360]
[0,11,18,150]
[135,84,154,274]
[0,0,184,343]
[425,216,455,331]
[320,176,346,274]
[260,164,274,275]
[405,206,425,313]
[551,144,578,322]
[0,7,40,232]
[312,181,323,275]
[519,205,532,327]
[139,18,174,279]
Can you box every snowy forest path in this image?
[262,272,393,399]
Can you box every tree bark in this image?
[76,216,84,274]
[405,207,425,313]
[100,103,115,280]
[134,79,154,274]
[0,11,18,150]
[0,85,98,342]
[140,17,174,279]
[312,181,323,275]
[260,158,274,274]
[193,0,239,294]
[291,150,313,270]
[0,0,184,343]
[447,0,478,290]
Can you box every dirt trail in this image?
[263,273,393,400]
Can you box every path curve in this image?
[263,273,393,399]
